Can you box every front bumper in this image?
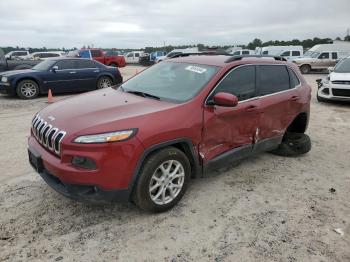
[28,134,145,203]
[317,80,350,101]
[0,82,14,95]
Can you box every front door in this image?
[42,60,79,93]
[201,65,260,163]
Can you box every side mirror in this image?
[211,92,238,107]
[328,67,334,73]
[51,65,58,72]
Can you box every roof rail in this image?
[225,55,287,63]
[170,51,229,59]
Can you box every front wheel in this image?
[300,65,311,74]
[16,79,39,99]
[97,76,113,89]
[133,147,191,212]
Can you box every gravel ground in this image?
[0,67,349,262]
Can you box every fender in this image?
[127,138,201,196]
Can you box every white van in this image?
[259,46,303,60]
[231,49,255,56]
[5,50,30,60]
[125,51,144,64]
[25,51,65,60]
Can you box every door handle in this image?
[69,71,76,74]
[246,105,258,112]
[93,70,99,73]
[290,95,299,101]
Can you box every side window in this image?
[90,50,101,57]
[292,51,301,56]
[280,51,290,57]
[288,68,300,88]
[233,51,240,55]
[55,60,76,70]
[127,53,133,58]
[77,60,96,69]
[242,50,250,55]
[319,52,329,59]
[212,65,256,101]
[262,51,268,55]
[135,53,140,58]
[332,52,338,59]
[258,65,290,95]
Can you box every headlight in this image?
[1,76,8,82]
[74,129,136,143]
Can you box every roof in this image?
[169,55,289,67]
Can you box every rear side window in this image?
[319,53,329,59]
[55,60,76,70]
[332,52,338,59]
[77,60,96,69]
[288,68,300,88]
[292,51,301,56]
[258,65,290,95]
[212,65,256,101]
[90,50,102,57]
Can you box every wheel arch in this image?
[14,77,41,91]
[286,112,309,133]
[128,138,201,196]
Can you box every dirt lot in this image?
[0,66,349,261]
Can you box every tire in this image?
[300,65,311,74]
[316,92,327,102]
[271,132,311,157]
[97,76,113,89]
[16,79,39,99]
[133,147,191,212]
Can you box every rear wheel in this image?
[271,132,311,157]
[97,76,113,89]
[16,79,39,99]
[300,65,311,74]
[133,147,191,212]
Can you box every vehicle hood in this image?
[0,69,36,77]
[37,88,180,137]
[330,72,350,81]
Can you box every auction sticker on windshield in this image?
[185,65,207,74]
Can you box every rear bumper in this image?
[317,81,350,101]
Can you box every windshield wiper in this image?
[124,90,160,100]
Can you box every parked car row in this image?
[0,57,122,99]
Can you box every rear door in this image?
[75,59,100,90]
[201,65,260,162]
[255,65,302,151]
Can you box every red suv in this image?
[28,55,311,212]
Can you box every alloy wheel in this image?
[99,77,112,89]
[149,160,185,205]
[21,82,37,98]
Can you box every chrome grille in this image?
[31,115,66,156]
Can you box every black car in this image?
[0,58,123,99]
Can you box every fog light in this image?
[322,88,330,95]
[72,156,97,170]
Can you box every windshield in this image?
[121,61,219,103]
[166,52,181,58]
[334,58,350,73]
[304,51,320,58]
[32,60,57,71]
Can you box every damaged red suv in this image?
[28,55,311,212]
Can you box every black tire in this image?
[97,76,113,89]
[300,65,311,74]
[132,147,191,212]
[316,92,327,102]
[271,132,311,157]
[16,79,39,99]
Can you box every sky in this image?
[0,0,349,49]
